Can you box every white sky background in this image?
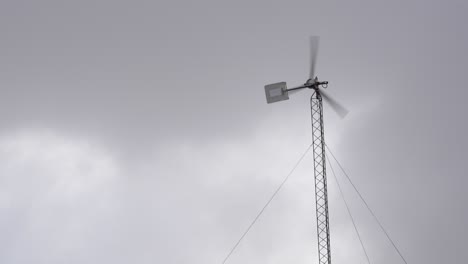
[1,0,468,263]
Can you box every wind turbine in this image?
[264,36,348,264]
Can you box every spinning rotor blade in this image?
[320,90,349,118]
[309,36,320,79]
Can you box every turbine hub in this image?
[305,77,327,90]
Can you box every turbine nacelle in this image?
[263,36,348,118]
[305,77,317,87]
[304,77,328,89]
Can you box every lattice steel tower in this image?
[310,89,331,264]
[264,36,347,264]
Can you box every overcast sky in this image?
[1,0,468,263]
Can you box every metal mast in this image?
[310,89,331,264]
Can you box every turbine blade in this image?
[320,90,349,118]
[309,36,320,79]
